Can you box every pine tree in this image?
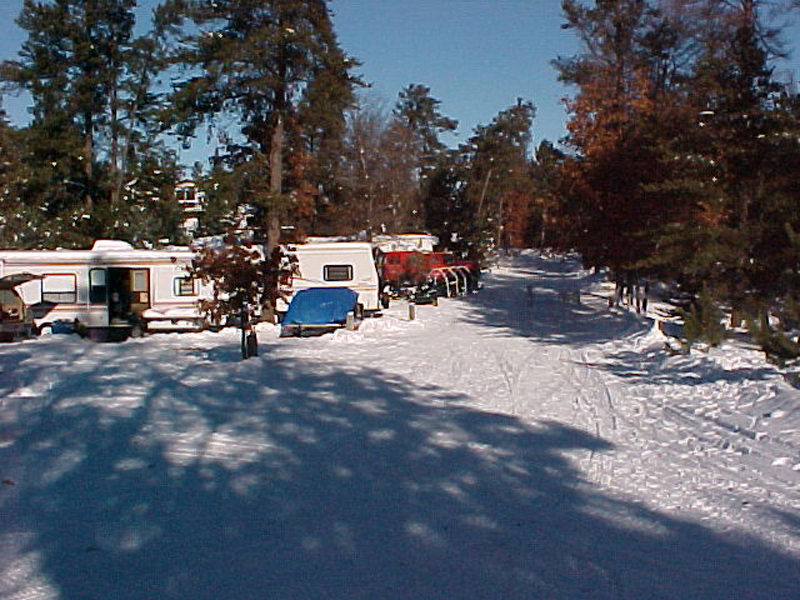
[460,100,536,259]
[0,109,35,247]
[158,0,360,254]
[1,0,85,245]
[530,140,565,249]
[423,154,468,254]
[554,0,691,281]
[391,84,459,238]
[2,0,174,247]
[394,84,458,181]
[653,0,800,317]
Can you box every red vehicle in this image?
[378,251,480,298]
[425,252,480,279]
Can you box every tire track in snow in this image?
[562,338,800,551]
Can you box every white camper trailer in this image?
[0,240,212,340]
[277,241,383,316]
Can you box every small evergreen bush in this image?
[681,288,726,351]
[746,314,800,368]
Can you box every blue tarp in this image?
[282,287,359,327]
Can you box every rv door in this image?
[108,268,151,323]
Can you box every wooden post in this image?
[240,305,249,360]
[408,302,416,321]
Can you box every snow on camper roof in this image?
[91,239,135,251]
[0,239,196,265]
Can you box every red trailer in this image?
[377,251,480,298]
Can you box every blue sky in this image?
[0,0,579,165]
[331,0,579,147]
[1,0,799,167]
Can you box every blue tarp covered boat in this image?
[280,287,359,337]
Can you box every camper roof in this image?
[286,241,373,252]
[91,239,135,251]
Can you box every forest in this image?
[1,0,800,356]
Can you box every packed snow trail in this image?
[1,251,799,599]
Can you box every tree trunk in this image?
[540,208,548,248]
[497,193,505,251]
[268,33,287,254]
[476,167,493,218]
[110,79,120,208]
[358,141,374,238]
[268,112,284,252]
[83,111,94,211]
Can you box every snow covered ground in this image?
[1,251,798,599]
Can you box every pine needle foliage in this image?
[681,287,726,350]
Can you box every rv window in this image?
[323,265,353,281]
[174,277,196,296]
[42,274,77,303]
[89,269,107,303]
[131,270,148,292]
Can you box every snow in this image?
[1,251,798,599]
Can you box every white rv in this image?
[0,239,212,340]
[277,241,383,315]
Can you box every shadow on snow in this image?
[586,345,777,386]
[2,340,799,599]
[463,253,778,389]
[460,254,644,346]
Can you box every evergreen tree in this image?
[422,153,468,254]
[652,1,800,317]
[1,0,85,244]
[392,84,458,237]
[459,100,536,259]
[194,161,240,237]
[2,0,175,247]
[682,285,726,350]
[530,140,565,248]
[111,150,186,245]
[554,0,691,280]
[423,100,535,261]
[394,84,458,181]
[379,118,420,233]
[157,0,360,254]
[0,109,35,247]
[294,35,360,233]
